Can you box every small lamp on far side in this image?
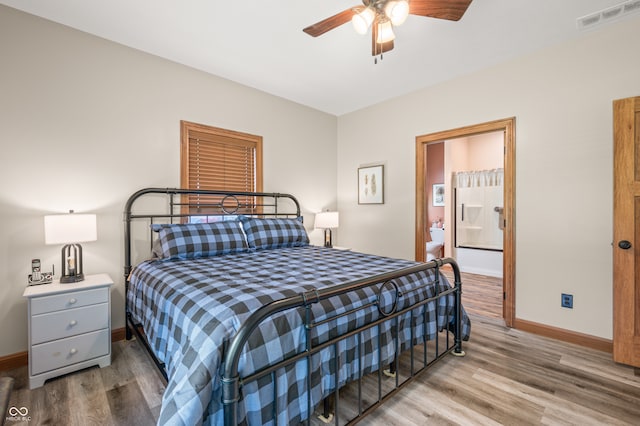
[44,211,97,283]
[315,211,339,248]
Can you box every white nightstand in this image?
[23,273,114,389]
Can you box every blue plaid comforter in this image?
[127,246,471,425]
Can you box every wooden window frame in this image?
[180,120,263,216]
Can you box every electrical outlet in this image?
[561,293,573,309]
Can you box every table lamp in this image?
[44,211,97,283]
[315,211,339,248]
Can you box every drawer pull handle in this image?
[69,298,77,304]
[69,348,78,355]
[69,320,77,327]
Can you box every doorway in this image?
[415,118,515,327]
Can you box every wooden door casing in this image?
[415,117,515,327]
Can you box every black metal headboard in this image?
[123,187,301,279]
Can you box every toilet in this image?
[426,227,444,261]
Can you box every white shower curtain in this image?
[454,169,504,251]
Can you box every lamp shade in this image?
[385,0,410,26]
[315,211,339,229]
[44,213,97,245]
[352,7,375,34]
[376,19,396,43]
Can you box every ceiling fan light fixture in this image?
[385,0,410,26]
[352,7,376,34]
[376,18,396,43]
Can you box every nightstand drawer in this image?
[31,328,109,376]
[31,303,109,345]
[30,287,108,315]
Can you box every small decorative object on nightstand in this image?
[23,273,113,389]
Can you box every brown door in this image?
[613,96,640,367]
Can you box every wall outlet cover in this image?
[561,293,573,309]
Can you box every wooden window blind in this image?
[180,121,263,215]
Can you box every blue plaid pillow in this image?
[239,216,309,249]
[151,221,248,260]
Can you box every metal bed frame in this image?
[123,187,466,425]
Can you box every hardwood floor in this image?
[362,314,640,425]
[3,273,639,425]
[2,337,165,426]
[441,268,503,320]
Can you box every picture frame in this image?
[358,165,384,204]
[433,184,445,206]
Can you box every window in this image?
[180,120,263,215]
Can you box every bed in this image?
[124,188,471,425]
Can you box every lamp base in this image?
[60,243,85,284]
[60,274,84,284]
[60,273,84,284]
[324,228,333,248]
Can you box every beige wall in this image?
[0,6,337,357]
[337,16,640,340]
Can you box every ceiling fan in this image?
[303,0,473,57]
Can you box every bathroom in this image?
[425,131,503,278]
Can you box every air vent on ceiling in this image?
[577,0,640,30]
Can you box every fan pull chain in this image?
[373,30,379,64]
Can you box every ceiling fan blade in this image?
[371,19,394,56]
[303,8,357,37]
[410,0,473,21]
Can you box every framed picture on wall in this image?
[358,165,384,204]
[433,183,445,206]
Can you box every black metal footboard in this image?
[222,258,465,425]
